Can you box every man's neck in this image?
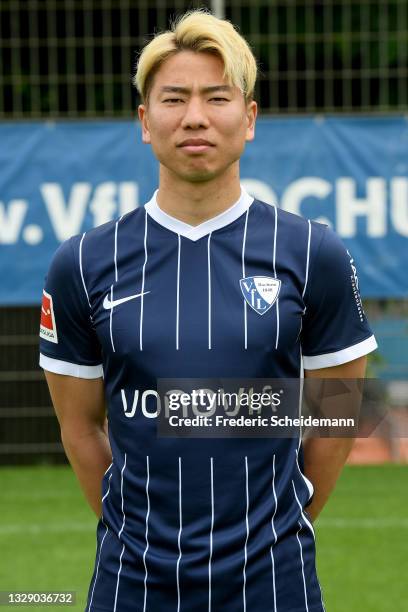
[156,169,242,226]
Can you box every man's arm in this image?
[303,355,367,522]
[44,370,112,517]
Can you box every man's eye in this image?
[210,97,229,102]
[163,98,183,103]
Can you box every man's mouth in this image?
[178,139,215,153]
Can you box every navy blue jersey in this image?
[39,188,376,612]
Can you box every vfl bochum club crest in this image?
[240,276,281,315]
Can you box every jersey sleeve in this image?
[39,236,103,378]
[301,225,377,370]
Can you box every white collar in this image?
[144,186,254,242]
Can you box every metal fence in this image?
[0,307,64,465]
[0,0,407,118]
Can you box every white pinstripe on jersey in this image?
[207,233,212,350]
[242,209,249,350]
[294,450,315,535]
[295,517,309,612]
[176,457,183,612]
[176,234,181,350]
[139,210,148,351]
[109,284,115,352]
[302,220,312,300]
[292,478,313,612]
[113,453,127,612]
[292,477,326,611]
[79,232,91,308]
[275,299,280,351]
[208,457,214,612]
[243,456,250,612]
[270,454,278,612]
[142,456,150,612]
[114,218,119,283]
[87,473,113,612]
[272,205,280,350]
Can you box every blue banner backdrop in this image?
[0,117,407,304]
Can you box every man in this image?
[39,9,377,612]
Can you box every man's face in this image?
[138,50,257,183]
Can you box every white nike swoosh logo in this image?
[103,291,150,309]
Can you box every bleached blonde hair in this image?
[133,9,257,104]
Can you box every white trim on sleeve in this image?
[39,353,103,379]
[302,334,378,370]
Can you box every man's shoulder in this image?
[48,207,145,281]
[75,206,145,248]
[251,198,328,235]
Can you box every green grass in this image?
[0,467,96,610]
[0,465,407,611]
[316,465,408,612]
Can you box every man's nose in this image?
[180,97,210,129]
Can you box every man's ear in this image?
[245,99,257,142]
[138,104,151,144]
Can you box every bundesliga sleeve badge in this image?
[240,276,281,315]
[40,289,58,343]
